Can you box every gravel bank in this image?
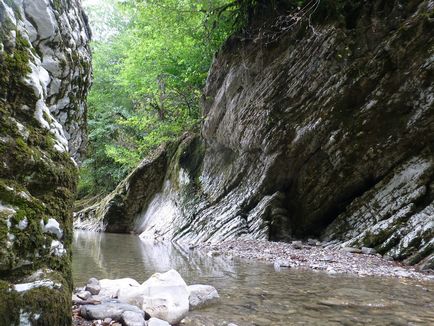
[196,239,434,281]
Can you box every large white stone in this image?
[98,278,141,299]
[187,284,219,310]
[117,286,148,307]
[140,270,189,325]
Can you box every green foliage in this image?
[79,0,235,197]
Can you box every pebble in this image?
[207,250,220,257]
[88,278,99,285]
[320,255,334,262]
[361,247,377,255]
[383,255,394,261]
[307,239,321,246]
[148,318,170,326]
[342,247,362,254]
[77,291,92,300]
[85,283,101,295]
[292,241,303,249]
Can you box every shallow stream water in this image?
[72,231,434,325]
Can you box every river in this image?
[72,231,434,325]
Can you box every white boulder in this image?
[98,278,141,299]
[140,269,189,325]
[187,284,219,310]
[118,285,149,307]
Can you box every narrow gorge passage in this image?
[0,0,433,325]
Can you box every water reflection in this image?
[72,231,434,325]
[72,231,238,284]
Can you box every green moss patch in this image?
[0,270,72,326]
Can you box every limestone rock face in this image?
[0,0,91,324]
[179,0,434,265]
[76,1,433,267]
[74,143,173,233]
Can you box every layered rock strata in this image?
[75,0,433,268]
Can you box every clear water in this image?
[72,231,434,326]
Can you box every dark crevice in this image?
[297,174,378,238]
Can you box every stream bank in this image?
[72,231,434,326]
[195,239,434,281]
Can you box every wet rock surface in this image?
[72,270,219,326]
[80,301,144,321]
[188,284,220,310]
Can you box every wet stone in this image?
[383,255,394,261]
[121,311,146,326]
[342,247,362,254]
[292,241,303,249]
[88,278,100,285]
[307,239,321,246]
[86,283,101,295]
[188,284,220,310]
[80,301,144,321]
[361,247,377,255]
[77,291,92,300]
[147,318,170,326]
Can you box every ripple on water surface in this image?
[72,231,434,325]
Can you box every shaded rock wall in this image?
[75,0,433,268]
[0,0,91,324]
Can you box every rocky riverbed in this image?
[194,239,434,281]
[72,270,219,326]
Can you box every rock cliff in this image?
[0,0,91,324]
[75,0,433,269]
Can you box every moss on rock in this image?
[0,0,91,323]
[0,270,72,326]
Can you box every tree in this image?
[78,0,235,197]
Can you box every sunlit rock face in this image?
[0,0,91,323]
[76,0,433,268]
